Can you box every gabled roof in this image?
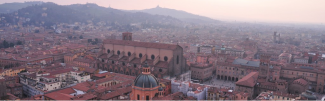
[236,72,259,87]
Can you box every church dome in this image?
[134,74,159,88]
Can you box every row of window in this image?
[219,66,239,71]
[284,71,315,77]
[107,49,171,62]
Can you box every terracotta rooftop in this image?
[44,88,75,100]
[235,72,259,87]
[103,39,180,50]
[7,93,19,100]
[72,93,97,100]
[293,78,308,86]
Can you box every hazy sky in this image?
[1,0,325,24]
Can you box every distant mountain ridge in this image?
[0,1,43,13]
[0,2,182,31]
[0,2,219,24]
[129,6,219,24]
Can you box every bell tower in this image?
[122,32,132,41]
[259,54,271,81]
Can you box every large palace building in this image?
[96,32,189,78]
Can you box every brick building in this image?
[190,63,213,83]
[96,32,189,78]
[0,78,6,99]
[235,72,259,100]
[207,87,249,100]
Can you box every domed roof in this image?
[134,74,159,88]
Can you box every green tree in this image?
[9,43,14,47]
[16,40,23,45]
[87,39,92,43]
[20,70,27,73]
[34,29,40,33]
[2,40,9,48]
[73,26,79,30]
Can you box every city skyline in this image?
[1,0,325,24]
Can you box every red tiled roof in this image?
[236,72,259,87]
[103,39,180,50]
[49,68,73,75]
[93,72,109,78]
[72,93,97,100]
[44,88,75,100]
[293,78,308,86]
[100,86,132,100]
[84,67,96,73]
[72,84,90,92]
[7,93,19,100]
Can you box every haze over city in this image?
[1,0,325,24]
[1,0,325,100]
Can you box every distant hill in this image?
[0,1,43,13]
[0,3,182,31]
[130,6,219,24]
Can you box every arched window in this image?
[128,52,131,56]
[139,53,143,58]
[159,69,162,72]
[107,49,110,54]
[151,55,155,60]
[122,62,125,66]
[134,64,137,68]
[117,50,120,55]
[177,55,179,64]
[112,61,115,64]
[164,56,168,61]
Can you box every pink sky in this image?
[2,0,325,24]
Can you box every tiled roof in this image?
[7,93,19,100]
[100,86,132,100]
[48,68,74,75]
[72,93,97,100]
[236,72,259,87]
[44,88,75,100]
[233,59,260,67]
[103,39,180,50]
[293,78,308,86]
[72,84,90,92]
[84,67,96,73]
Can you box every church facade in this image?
[96,32,189,78]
